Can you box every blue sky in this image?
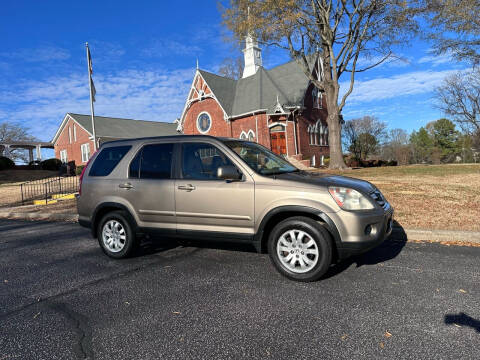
[0,0,469,148]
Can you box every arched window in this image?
[308,125,314,145]
[314,120,328,146]
[247,130,255,141]
[239,131,248,140]
[312,87,323,109]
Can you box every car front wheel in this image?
[268,216,332,282]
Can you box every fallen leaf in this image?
[341,334,348,341]
[125,301,130,305]
[173,311,181,314]
[380,342,384,349]
[33,312,41,319]
[459,289,467,293]
[3,280,7,283]
[454,324,461,328]
[385,331,392,338]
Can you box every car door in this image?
[175,141,255,239]
[120,142,176,232]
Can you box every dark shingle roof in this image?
[198,56,315,118]
[67,113,178,139]
[198,71,237,115]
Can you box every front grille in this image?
[370,189,387,208]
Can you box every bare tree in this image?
[0,122,36,163]
[424,0,480,65]
[222,0,419,168]
[218,56,244,79]
[342,115,387,160]
[435,68,480,133]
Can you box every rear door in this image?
[120,142,176,232]
[174,142,255,238]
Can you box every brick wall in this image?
[182,79,332,166]
[183,98,231,137]
[54,117,95,166]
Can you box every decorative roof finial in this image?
[196,58,199,70]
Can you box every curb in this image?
[0,212,479,245]
[391,226,480,245]
[0,211,78,222]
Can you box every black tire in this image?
[97,210,138,259]
[268,216,332,282]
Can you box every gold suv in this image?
[77,135,393,282]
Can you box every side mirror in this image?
[217,165,242,181]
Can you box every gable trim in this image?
[51,113,92,145]
[179,70,230,130]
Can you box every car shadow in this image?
[444,313,480,332]
[134,237,258,257]
[133,237,180,257]
[323,221,408,279]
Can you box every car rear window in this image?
[89,145,131,177]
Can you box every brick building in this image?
[51,113,177,166]
[177,34,330,167]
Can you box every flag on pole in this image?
[86,42,97,151]
[86,45,96,102]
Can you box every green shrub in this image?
[40,158,62,171]
[0,156,15,170]
[75,165,85,175]
[323,157,330,167]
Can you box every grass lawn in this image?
[0,170,64,206]
[0,169,58,185]
[318,164,480,232]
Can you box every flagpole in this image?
[86,42,97,151]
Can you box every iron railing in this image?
[20,175,79,205]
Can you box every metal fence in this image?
[20,175,79,205]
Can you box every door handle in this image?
[119,182,134,189]
[177,184,196,192]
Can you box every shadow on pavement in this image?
[445,313,480,333]
[323,221,408,279]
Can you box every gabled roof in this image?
[194,56,316,119]
[198,70,236,115]
[52,113,178,144]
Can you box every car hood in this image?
[273,171,376,194]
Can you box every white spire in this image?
[242,7,262,78]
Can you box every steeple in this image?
[242,7,262,78]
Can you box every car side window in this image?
[129,143,173,179]
[182,143,235,180]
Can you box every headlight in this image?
[328,187,374,210]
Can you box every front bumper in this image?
[335,205,394,260]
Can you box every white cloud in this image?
[340,69,458,103]
[141,40,203,58]
[0,67,194,141]
[355,54,411,69]
[1,46,70,62]
[418,50,455,66]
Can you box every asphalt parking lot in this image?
[0,219,479,359]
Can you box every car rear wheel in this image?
[268,216,332,282]
[97,211,137,258]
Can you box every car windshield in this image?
[223,140,298,175]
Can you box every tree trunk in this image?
[326,93,347,169]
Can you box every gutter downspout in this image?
[292,110,298,155]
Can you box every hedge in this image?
[0,156,15,170]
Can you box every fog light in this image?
[365,225,372,235]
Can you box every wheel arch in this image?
[91,202,138,238]
[254,206,341,259]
